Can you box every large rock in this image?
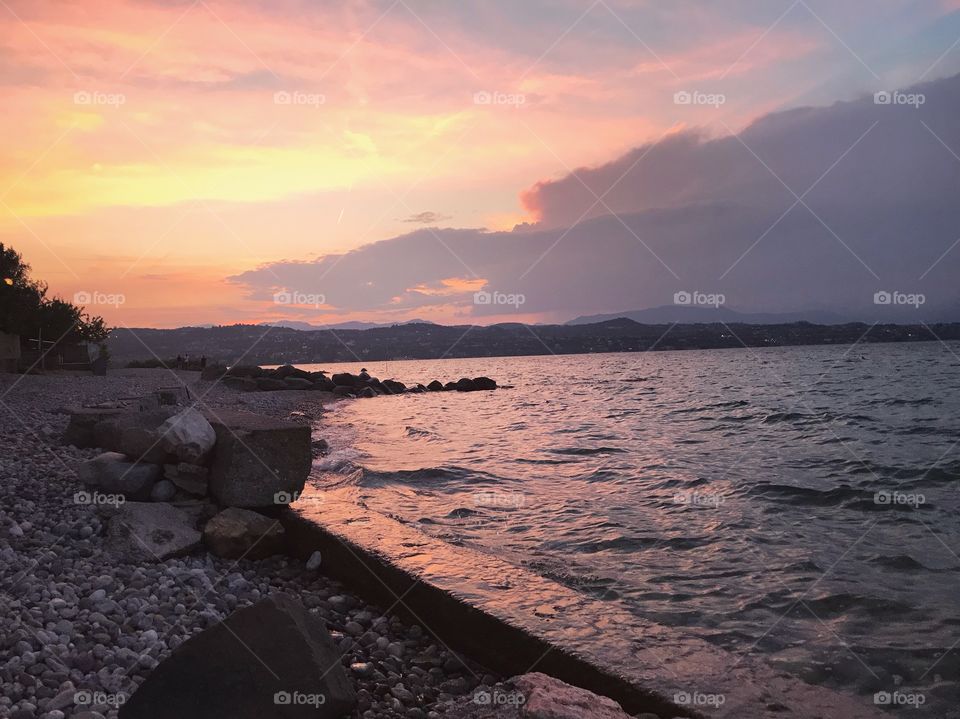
[165,462,209,495]
[427,380,445,392]
[203,507,285,559]
[77,452,161,501]
[442,674,631,719]
[93,408,180,463]
[274,364,312,380]
[331,372,359,387]
[472,376,498,391]
[103,502,201,561]
[382,379,406,394]
[256,377,288,391]
[222,375,257,392]
[62,406,126,448]
[515,673,631,718]
[203,410,311,507]
[158,407,216,464]
[119,594,355,719]
[226,365,264,378]
[311,377,336,391]
[283,377,313,390]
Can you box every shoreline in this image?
[0,367,891,718]
[0,369,498,719]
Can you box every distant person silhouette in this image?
[200,355,207,369]
[176,354,183,369]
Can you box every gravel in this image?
[0,370,496,718]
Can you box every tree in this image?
[0,243,109,345]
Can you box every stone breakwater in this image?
[0,370,665,719]
[205,363,498,398]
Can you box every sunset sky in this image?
[3,0,960,327]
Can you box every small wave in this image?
[548,446,626,456]
[313,447,365,473]
[405,425,440,439]
[867,554,931,571]
[746,482,866,506]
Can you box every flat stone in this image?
[203,507,285,559]
[103,502,201,561]
[203,410,310,507]
[118,594,355,718]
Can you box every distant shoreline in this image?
[110,320,960,367]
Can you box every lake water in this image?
[300,343,960,714]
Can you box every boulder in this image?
[332,386,355,398]
[331,372,359,387]
[203,507,285,559]
[103,502,201,561]
[444,381,458,391]
[256,377,288,391]
[357,387,377,398]
[150,479,177,502]
[274,364,312,380]
[119,594,355,719]
[93,408,180,463]
[62,407,125,448]
[427,380,445,392]
[203,410,311,507]
[165,462,209,495]
[473,376,498,391]
[77,452,161,501]
[455,377,479,392]
[441,674,632,719]
[226,365,264,378]
[158,407,216,464]
[382,379,406,394]
[311,377,336,391]
[515,673,632,718]
[283,377,313,390]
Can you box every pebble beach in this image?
[0,370,496,719]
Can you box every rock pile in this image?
[64,398,312,563]
[207,363,499,398]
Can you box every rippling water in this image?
[303,343,960,713]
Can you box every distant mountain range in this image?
[110,318,960,366]
[568,306,849,325]
[259,318,436,331]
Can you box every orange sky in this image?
[1,0,957,327]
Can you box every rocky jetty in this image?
[205,363,498,398]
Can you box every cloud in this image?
[230,72,960,323]
[402,211,453,224]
